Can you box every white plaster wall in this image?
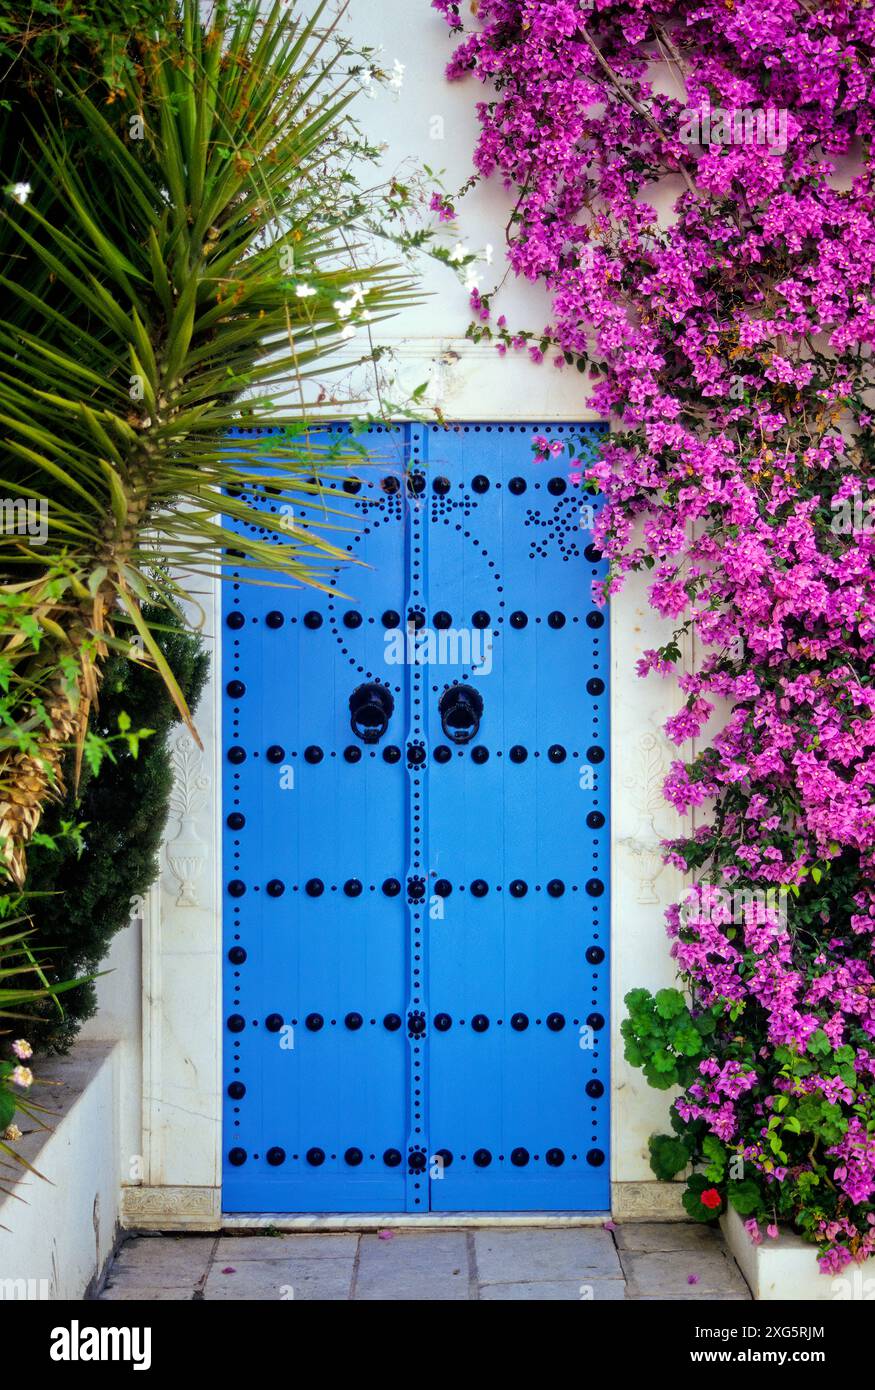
[80,917,142,1190]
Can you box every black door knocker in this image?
[349,683,395,744]
[438,684,483,745]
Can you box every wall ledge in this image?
[122,1185,221,1231]
[611,1180,688,1222]
[120,1183,693,1231]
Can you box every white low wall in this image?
[722,1208,871,1302]
[0,1042,121,1300]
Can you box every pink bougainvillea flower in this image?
[436,0,875,1276]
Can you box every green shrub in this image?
[17,606,208,1051]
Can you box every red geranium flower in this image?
[701,1188,722,1210]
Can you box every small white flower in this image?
[484,243,494,265]
[7,182,31,205]
[358,67,378,100]
[340,325,357,340]
[10,1066,33,1089]
[464,267,480,293]
[11,1039,32,1061]
[295,283,317,298]
[449,242,470,264]
[389,60,405,92]
[333,284,367,320]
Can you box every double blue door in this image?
[223,422,610,1212]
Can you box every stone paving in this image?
[98,1222,751,1301]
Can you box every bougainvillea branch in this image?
[435,0,875,1272]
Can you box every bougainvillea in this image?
[434,0,875,1272]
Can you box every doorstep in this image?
[220,1211,613,1231]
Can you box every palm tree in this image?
[0,0,418,883]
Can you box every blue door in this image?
[223,421,610,1213]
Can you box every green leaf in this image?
[651,1048,678,1073]
[702,1135,727,1182]
[648,1133,690,1181]
[0,1086,16,1129]
[654,988,687,1020]
[643,1062,677,1091]
[727,1179,762,1216]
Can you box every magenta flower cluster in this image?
[435,0,875,1269]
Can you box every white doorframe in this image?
[123,339,688,1229]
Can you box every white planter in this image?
[722,1206,875,1301]
[0,1042,121,1299]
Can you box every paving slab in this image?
[97,1221,751,1301]
[203,1258,353,1301]
[214,1234,357,1262]
[475,1227,623,1284]
[480,1278,627,1301]
[619,1248,750,1299]
[615,1222,725,1254]
[354,1231,470,1301]
[108,1236,213,1287]
[633,1290,752,1300]
[100,1284,194,1301]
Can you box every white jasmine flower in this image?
[295,283,317,298]
[449,242,470,263]
[389,60,405,92]
[359,67,377,100]
[340,325,357,340]
[7,182,31,204]
[334,284,367,319]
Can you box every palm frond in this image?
[0,0,422,880]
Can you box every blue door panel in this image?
[224,426,410,1212]
[223,421,610,1212]
[422,423,609,1211]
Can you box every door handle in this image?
[349,682,394,743]
[438,684,483,745]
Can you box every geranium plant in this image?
[435,0,875,1273]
